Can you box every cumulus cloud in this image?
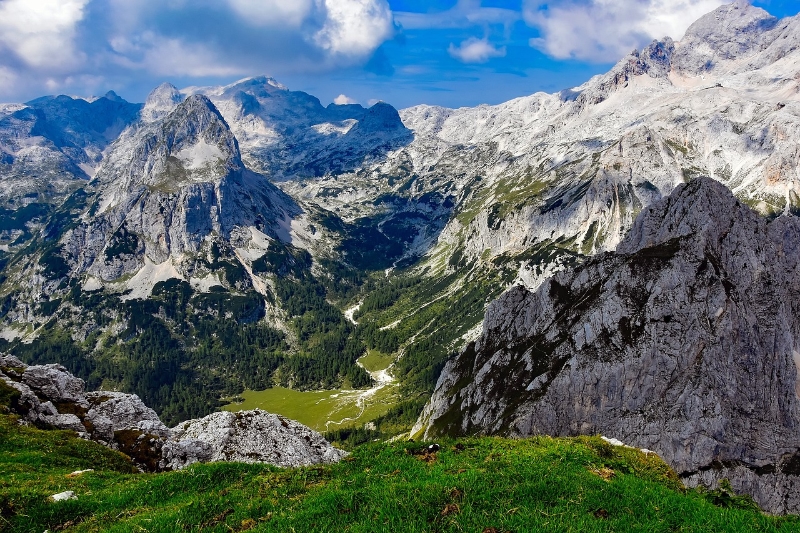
[314,0,395,58]
[0,0,396,101]
[334,94,358,105]
[524,0,728,63]
[0,0,88,70]
[448,37,507,63]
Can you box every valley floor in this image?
[2,412,798,533]
[221,350,399,432]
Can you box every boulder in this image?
[169,409,348,469]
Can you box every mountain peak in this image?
[672,0,779,75]
[142,82,185,123]
[103,90,124,102]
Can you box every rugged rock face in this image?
[415,177,800,514]
[0,355,346,472]
[169,410,348,469]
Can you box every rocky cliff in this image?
[0,354,346,471]
[414,177,800,514]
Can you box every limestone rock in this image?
[21,364,87,406]
[50,491,77,502]
[417,177,800,514]
[169,409,348,469]
[1,357,346,473]
[85,391,170,443]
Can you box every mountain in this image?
[0,92,141,245]
[0,0,797,486]
[313,1,800,402]
[413,177,800,514]
[63,93,297,285]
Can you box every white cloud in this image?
[0,0,88,69]
[334,94,358,104]
[524,0,728,63]
[314,0,395,58]
[448,37,507,63]
[111,33,247,77]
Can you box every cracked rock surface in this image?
[416,177,800,514]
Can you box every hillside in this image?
[1,408,797,532]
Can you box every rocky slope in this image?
[414,177,800,514]
[0,354,346,471]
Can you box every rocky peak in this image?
[101,94,242,193]
[348,102,406,134]
[415,177,800,514]
[672,1,779,75]
[141,82,185,123]
[575,37,675,107]
[62,90,296,280]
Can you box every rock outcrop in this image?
[169,410,347,469]
[415,177,800,514]
[0,355,346,472]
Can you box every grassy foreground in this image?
[1,413,799,533]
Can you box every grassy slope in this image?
[2,412,798,533]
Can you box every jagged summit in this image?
[98,94,241,195]
[141,82,186,123]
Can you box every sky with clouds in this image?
[0,0,797,109]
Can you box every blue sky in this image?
[0,0,797,110]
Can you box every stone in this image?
[50,491,77,502]
[85,391,170,442]
[21,364,87,406]
[168,409,348,469]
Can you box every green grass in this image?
[221,384,399,433]
[2,412,798,532]
[358,350,394,373]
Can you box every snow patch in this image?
[175,139,225,171]
[311,120,357,136]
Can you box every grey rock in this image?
[85,391,170,442]
[159,438,214,471]
[21,364,87,406]
[0,374,87,432]
[40,411,86,433]
[3,360,347,473]
[0,355,26,368]
[168,409,348,469]
[417,177,800,514]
